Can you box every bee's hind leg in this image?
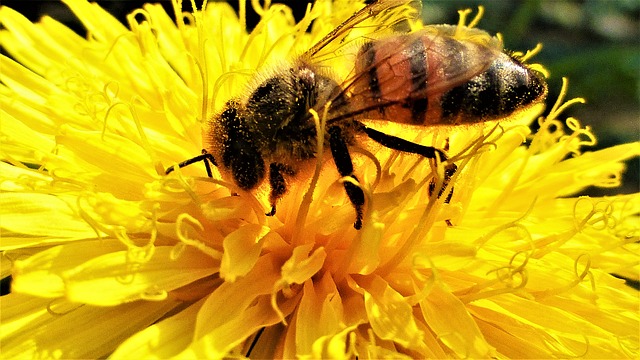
[328,126,365,230]
[267,163,295,216]
[357,122,457,201]
[358,123,448,163]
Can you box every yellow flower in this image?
[1,0,639,359]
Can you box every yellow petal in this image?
[419,283,494,358]
[110,298,205,359]
[1,292,179,359]
[190,255,296,357]
[0,192,98,244]
[11,240,124,297]
[220,224,271,282]
[295,275,349,357]
[279,244,327,286]
[63,245,217,305]
[363,276,424,350]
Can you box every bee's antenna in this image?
[165,149,217,178]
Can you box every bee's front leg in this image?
[267,162,295,216]
[328,126,365,230]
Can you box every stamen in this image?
[467,6,485,29]
[175,213,222,259]
[523,43,543,62]
[456,6,484,31]
[293,105,327,241]
[350,146,382,191]
[251,0,271,16]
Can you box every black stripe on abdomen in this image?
[359,41,382,103]
[408,37,428,124]
[440,69,499,124]
[441,59,539,124]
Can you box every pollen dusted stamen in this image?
[292,107,325,238]
[456,5,484,30]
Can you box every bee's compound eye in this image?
[223,146,265,190]
[217,100,266,191]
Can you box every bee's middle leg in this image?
[328,126,365,230]
[267,162,295,216]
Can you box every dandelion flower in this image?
[1,0,639,358]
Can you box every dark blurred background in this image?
[3,0,639,195]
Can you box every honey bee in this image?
[166,0,547,229]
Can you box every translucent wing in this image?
[325,25,504,126]
[302,0,420,65]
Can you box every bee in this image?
[166,0,547,229]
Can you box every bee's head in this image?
[211,104,266,190]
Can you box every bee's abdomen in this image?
[439,56,547,124]
[352,30,547,126]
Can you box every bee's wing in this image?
[302,0,419,64]
[325,27,502,124]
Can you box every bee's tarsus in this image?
[428,162,457,202]
[266,206,276,217]
[344,179,364,230]
[354,215,363,230]
[267,163,295,217]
